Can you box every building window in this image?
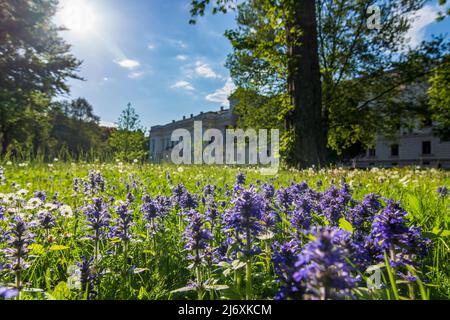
[368,148,376,157]
[391,144,399,157]
[422,141,431,155]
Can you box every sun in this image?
[57,0,97,34]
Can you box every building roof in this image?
[150,107,231,131]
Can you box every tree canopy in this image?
[190,0,450,164]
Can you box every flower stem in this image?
[245,226,252,300]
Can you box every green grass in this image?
[0,161,449,300]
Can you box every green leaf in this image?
[29,243,45,255]
[171,286,197,294]
[133,268,148,274]
[48,282,71,300]
[339,218,354,233]
[49,245,70,251]
[204,285,229,291]
[257,231,274,240]
[231,260,246,270]
[138,287,149,300]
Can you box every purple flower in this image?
[346,194,381,239]
[126,191,135,204]
[38,211,56,231]
[225,187,264,237]
[224,184,231,197]
[291,197,313,234]
[171,183,187,207]
[183,211,213,266]
[73,178,80,193]
[437,186,448,198]
[205,201,220,226]
[140,195,166,233]
[140,196,158,220]
[89,170,105,193]
[318,185,352,226]
[3,216,35,275]
[232,172,246,195]
[34,191,47,202]
[316,180,323,189]
[77,256,100,299]
[289,182,309,197]
[235,172,246,185]
[276,187,294,210]
[180,192,198,210]
[83,198,111,242]
[290,227,359,300]
[114,203,134,241]
[261,183,275,200]
[155,195,171,217]
[272,240,302,300]
[0,287,19,299]
[366,200,430,268]
[203,184,216,198]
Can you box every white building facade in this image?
[149,106,237,163]
[355,124,450,169]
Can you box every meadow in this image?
[0,161,448,300]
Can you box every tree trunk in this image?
[285,0,327,168]
[1,131,10,156]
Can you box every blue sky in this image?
[54,0,450,130]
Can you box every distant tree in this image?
[48,98,109,160]
[0,0,81,155]
[69,98,100,123]
[108,103,148,162]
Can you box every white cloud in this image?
[406,5,439,48]
[176,40,188,49]
[147,43,156,50]
[167,39,188,49]
[171,80,195,91]
[100,120,117,128]
[128,71,144,79]
[195,61,220,79]
[205,78,236,106]
[116,59,140,69]
[176,54,188,61]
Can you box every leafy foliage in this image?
[191,0,450,160]
[0,0,82,155]
[108,103,148,162]
[0,164,448,300]
[428,55,450,140]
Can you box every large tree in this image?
[191,0,326,167]
[190,0,448,166]
[0,0,81,155]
